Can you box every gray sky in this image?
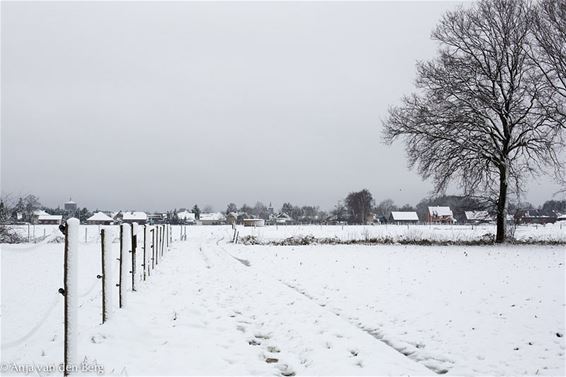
[1,1,563,212]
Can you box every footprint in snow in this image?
[277,364,296,377]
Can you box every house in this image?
[87,212,114,225]
[464,211,492,224]
[37,214,63,225]
[324,214,347,225]
[121,211,148,225]
[428,206,455,224]
[270,212,294,225]
[366,213,379,224]
[243,218,265,227]
[32,210,50,224]
[226,212,238,225]
[148,213,166,224]
[517,211,556,225]
[199,212,226,225]
[389,211,419,224]
[557,213,566,222]
[177,210,196,224]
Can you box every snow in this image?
[390,211,419,221]
[1,225,564,375]
[177,211,196,221]
[101,226,114,321]
[121,212,147,221]
[236,223,566,243]
[37,214,63,221]
[86,212,113,222]
[200,212,226,221]
[131,222,139,291]
[429,206,453,217]
[64,218,79,368]
[464,210,492,221]
[119,224,131,308]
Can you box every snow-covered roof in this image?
[122,211,148,221]
[200,212,226,221]
[465,211,491,221]
[177,211,196,221]
[87,212,113,222]
[390,211,419,221]
[38,214,62,221]
[33,210,49,216]
[428,206,453,217]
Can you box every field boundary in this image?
[238,235,566,246]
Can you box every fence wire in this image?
[1,292,61,349]
[1,229,62,252]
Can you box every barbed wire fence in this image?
[1,219,176,376]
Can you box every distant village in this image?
[3,193,565,228]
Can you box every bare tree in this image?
[532,0,566,195]
[531,0,566,101]
[383,0,565,242]
[375,199,397,218]
[345,189,374,224]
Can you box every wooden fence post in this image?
[62,218,79,376]
[143,225,149,279]
[151,228,156,269]
[119,224,131,308]
[101,227,113,323]
[131,222,138,291]
[162,225,165,252]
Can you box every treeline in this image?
[2,192,565,227]
[330,189,566,225]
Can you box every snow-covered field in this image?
[1,225,565,375]
[236,223,566,244]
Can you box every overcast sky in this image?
[1,1,563,212]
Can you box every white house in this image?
[389,211,419,224]
[199,213,226,225]
[177,210,196,224]
[270,212,294,225]
[32,210,50,224]
[37,214,63,225]
[122,211,148,225]
[87,212,114,225]
[464,211,492,224]
[243,218,265,227]
[428,206,455,224]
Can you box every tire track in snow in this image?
[280,281,453,375]
[216,237,453,375]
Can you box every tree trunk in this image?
[496,164,509,243]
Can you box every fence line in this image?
[1,229,62,252]
[3,220,177,375]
